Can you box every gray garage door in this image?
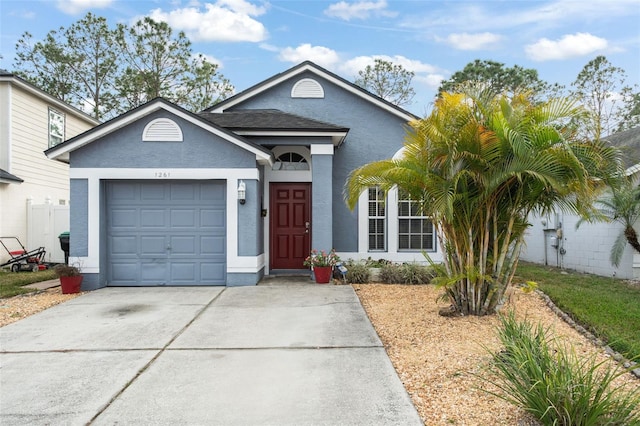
[107,180,226,286]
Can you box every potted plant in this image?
[304,249,340,284]
[54,263,83,294]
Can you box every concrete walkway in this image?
[0,283,422,425]
[23,279,60,291]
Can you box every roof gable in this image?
[45,98,273,165]
[0,71,99,126]
[208,61,418,122]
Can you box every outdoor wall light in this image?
[238,180,246,205]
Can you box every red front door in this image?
[270,183,311,269]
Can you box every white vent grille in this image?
[142,118,183,142]
[291,78,324,98]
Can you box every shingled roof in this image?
[199,109,349,132]
[604,126,640,169]
[0,168,23,184]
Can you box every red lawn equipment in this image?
[0,237,47,272]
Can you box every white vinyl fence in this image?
[27,201,69,264]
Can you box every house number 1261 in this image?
[155,172,171,178]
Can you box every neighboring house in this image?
[0,70,100,264]
[45,61,442,290]
[520,126,640,279]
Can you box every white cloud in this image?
[443,32,502,50]
[278,44,341,69]
[341,55,443,99]
[259,43,280,52]
[193,53,222,67]
[341,55,439,76]
[149,0,268,42]
[401,1,637,35]
[56,0,112,14]
[415,73,446,91]
[324,0,397,21]
[525,32,608,61]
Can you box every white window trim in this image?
[355,186,440,263]
[367,186,386,251]
[310,144,334,155]
[48,108,65,148]
[397,191,436,252]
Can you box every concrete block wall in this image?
[520,212,635,279]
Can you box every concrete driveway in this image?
[0,283,422,425]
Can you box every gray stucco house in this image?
[46,61,439,289]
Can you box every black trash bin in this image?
[59,231,70,265]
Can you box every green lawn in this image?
[0,269,57,298]
[514,262,640,360]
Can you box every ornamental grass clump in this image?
[378,262,434,284]
[344,260,370,284]
[485,312,640,426]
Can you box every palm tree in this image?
[586,176,640,267]
[344,88,621,316]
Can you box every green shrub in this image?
[401,262,435,284]
[379,262,404,283]
[379,262,435,284]
[485,312,640,426]
[344,260,370,284]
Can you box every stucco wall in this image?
[311,153,333,251]
[520,211,635,279]
[238,179,260,256]
[67,108,264,287]
[71,110,257,169]
[229,71,410,253]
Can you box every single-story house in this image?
[45,61,442,289]
[520,126,640,279]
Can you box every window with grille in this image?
[368,187,386,251]
[398,191,435,251]
[272,152,310,170]
[48,108,65,147]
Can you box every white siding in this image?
[0,81,96,264]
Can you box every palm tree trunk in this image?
[625,225,640,253]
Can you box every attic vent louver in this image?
[142,118,183,142]
[291,78,324,98]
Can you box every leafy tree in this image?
[15,30,80,105]
[15,13,119,120]
[617,90,640,132]
[438,59,561,101]
[354,59,415,107]
[572,55,639,139]
[344,87,621,316]
[115,17,233,114]
[13,13,233,119]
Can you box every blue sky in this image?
[1,0,639,115]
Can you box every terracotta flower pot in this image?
[60,275,83,294]
[314,266,332,284]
